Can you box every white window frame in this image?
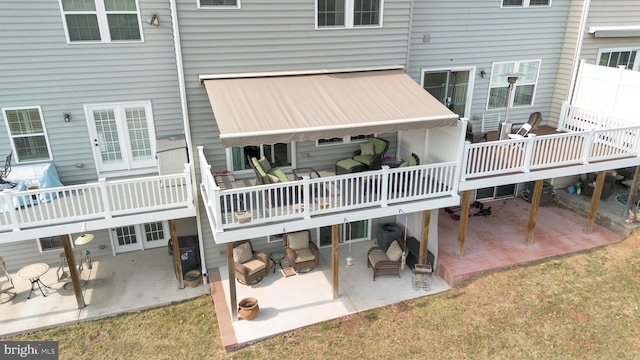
[197,0,241,9]
[486,60,541,110]
[315,0,384,29]
[59,0,144,44]
[501,0,551,7]
[316,134,376,147]
[2,106,53,163]
[37,234,72,253]
[597,48,640,71]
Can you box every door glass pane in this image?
[93,109,123,164]
[449,71,469,116]
[423,72,448,103]
[125,107,152,161]
[144,222,165,242]
[116,225,137,246]
[263,143,291,167]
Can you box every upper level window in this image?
[226,143,295,173]
[60,0,142,43]
[198,0,240,9]
[2,107,52,162]
[598,49,639,71]
[487,60,541,110]
[317,0,382,29]
[502,0,550,7]
[316,134,374,147]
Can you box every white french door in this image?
[111,221,169,254]
[85,101,157,174]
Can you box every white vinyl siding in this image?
[3,107,53,163]
[488,60,541,110]
[317,0,383,29]
[198,0,241,9]
[60,0,142,43]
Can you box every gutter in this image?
[169,0,209,293]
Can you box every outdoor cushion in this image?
[360,142,375,156]
[243,258,266,275]
[336,158,366,172]
[368,249,388,267]
[258,156,272,173]
[407,155,417,166]
[370,138,387,154]
[287,231,310,251]
[268,168,289,183]
[251,157,269,184]
[267,174,280,183]
[294,248,315,263]
[386,240,403,261]
[353,154,373,164]
[233,242,253,264]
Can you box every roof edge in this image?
[199,65,405,82]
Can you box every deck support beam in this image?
[526,180,544,246]
[61,234,86,309]
[419,210,431,265]
[586,171,606,233]
[332,224,339,300]
[456,190,472,258]
[226,242,237,321]
[170,220,184,289]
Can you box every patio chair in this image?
[247,155,320,185]
[0,150,16,188]
[0,259,16,303]
[232,240,269,285]
[283,230,320,273]
[466,122,488,143]
[507,123,532,139]
[335,137,390,174]
[367,239,407,281]
[509,112,543,139]
[57,250,83,283]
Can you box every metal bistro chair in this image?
[0,150,16,188]
[0,259,16,303]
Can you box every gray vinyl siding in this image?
[0,0,184,185]
[580,0,640,66]
[178,0,412,173]
[407,0,571,128]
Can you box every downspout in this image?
[169,0,209,293]
[567,0,591,104]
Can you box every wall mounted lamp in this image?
[63,113,71,122]
[146,13,159,26]
[479,70,487,78]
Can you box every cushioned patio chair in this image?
[0,150,16,188]
[232,240,269,285]
[510,112,543,139]
[283,230,320,273]
[335,137,390,174]
[0,259,16,303]
[367,239,407,281]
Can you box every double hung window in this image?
[317,0,382,28]
[60,0,142,43]
[3,107,52,162]
[198,0,240,9]
[487,60,540,110]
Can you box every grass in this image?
[7,231,640,359]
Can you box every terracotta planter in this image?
[238,297,259,320]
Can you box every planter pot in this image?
[184,269,201,288]
[238,297,259,320]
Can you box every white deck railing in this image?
[463,123,640,180]
[0,167,193,232]
[198,147,457,231]
[558,102,633,132]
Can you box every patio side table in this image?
[269,251,285,274]
[18,263,52,299]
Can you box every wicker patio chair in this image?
[232,240,269,285]
[367,239,407,281]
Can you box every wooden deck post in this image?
[586,171,606,234]
[625,167,640,216]
[169,220,184,289]
[226,242,237,321]
[456,190,472,258]
[419,210,431,265]
[61,234,85,309]
[525,179,544,246]
[332,224,340,300]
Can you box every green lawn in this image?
[7,231,640,359]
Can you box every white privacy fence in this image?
[0,168,193,233]
[198,147,457,231]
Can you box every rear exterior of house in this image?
[0,1,197,271]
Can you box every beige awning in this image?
[201,67,459,147]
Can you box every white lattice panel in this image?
[395,209,439,268]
